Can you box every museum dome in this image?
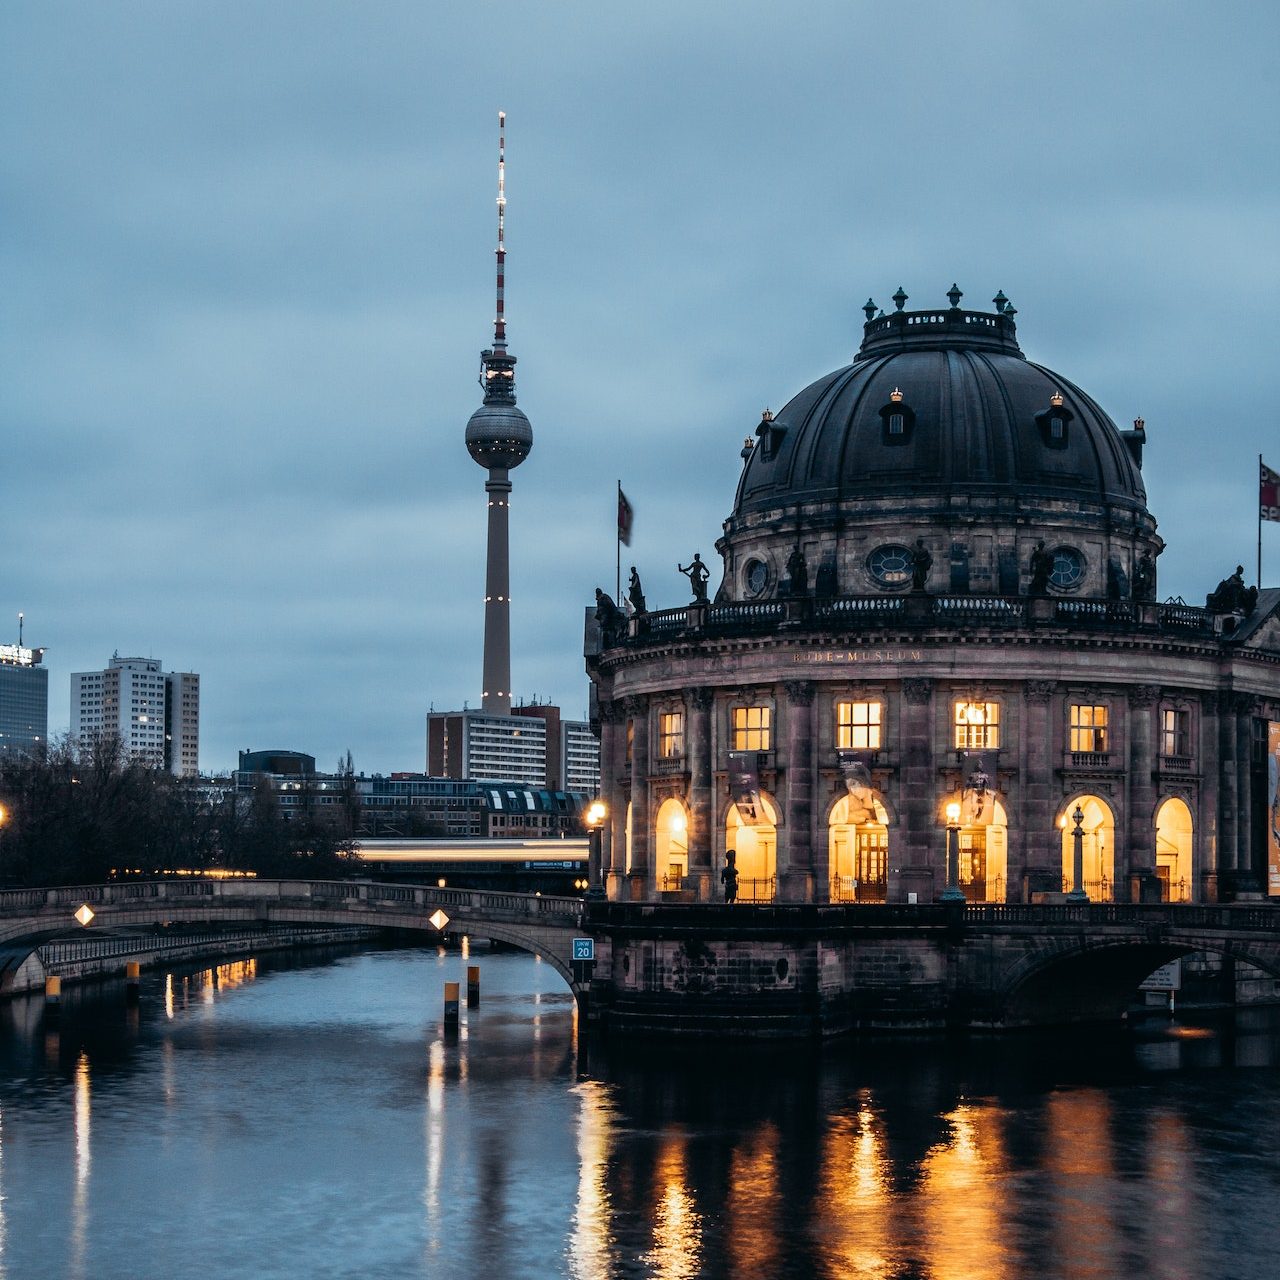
[732,288,1149,522]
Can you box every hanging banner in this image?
[962,751,994,827]
[837,751,876,824]
[1268,722,1280,896]
[727,751,761,826]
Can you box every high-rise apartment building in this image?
[0,638,48,759]
[70,655,200,776]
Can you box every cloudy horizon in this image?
[4,1,1278,775]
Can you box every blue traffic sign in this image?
[572,937,595,962]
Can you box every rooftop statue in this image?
[786,546,808,596]
[1207,565,1258,615]
[627,566,647,616]
[1028,541,1053,595]
[678,553,710,603]
[911,539,933,592]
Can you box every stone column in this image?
[1217,690,1238,896]
[685,688,714,901]
[626,695,651,901]
[781,681,815,902]
[1019,681,1057,902]
[592,705,614,895]
[897,678,935,903]
[1125,685,1160,903]
[596,703,622,897]
[1235,695,1259,897]
[1198,692,1220,902]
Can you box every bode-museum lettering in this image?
[792,648,924,665]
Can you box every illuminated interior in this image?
[726,794,777,901]
[1059,795,1116,898]
[829,792,890,902]
[1155,797,1193,901]
[624,800,632,874]
[655,797,690,886]
[947,796,1008,903]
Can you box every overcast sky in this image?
[3,2,1278,775]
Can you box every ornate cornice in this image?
[598,701,623,724]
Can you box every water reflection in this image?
[0,948,1278,1280]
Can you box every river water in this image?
[1,944,1278,1280]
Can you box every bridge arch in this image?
[996,930,1280,1026]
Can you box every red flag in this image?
[617,488,634,546]
[1262,461,1280,523]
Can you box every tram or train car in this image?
[356,838,588,895]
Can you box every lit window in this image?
[836,700,882,750]
[1162,708,1190,758]
[953,701,1000,750]
[659,711,685,759]
[1070,704,1108,752]
[732,705,771,751]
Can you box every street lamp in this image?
[584,799,607,900]
[940,800,966,902]
[1066,803,1089,901]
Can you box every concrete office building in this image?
[71,655,200,776]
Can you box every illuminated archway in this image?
[1155,797,1193,902]
[828,792,891,902]
[1059,795,1116,900]
[655,797,690,889]
[943,796,1009,903]
[726,794,777,902]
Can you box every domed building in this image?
[585,288,1280,908]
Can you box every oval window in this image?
[744,558,769,597]
[1050,547,1085,590]
[867,544,913,588]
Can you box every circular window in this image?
[744,558,769,597]
[1050,547,1085,590]
[867,544,913,588]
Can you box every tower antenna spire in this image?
[494,109,506,349]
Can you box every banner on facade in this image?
[1268,722,1280,896]
[837,751,876,824]
[962,751,994,826]
[727,751,762,826]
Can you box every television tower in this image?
[464,111,532,716]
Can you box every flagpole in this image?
[616,479,622,602]
[1260,453,1264,591]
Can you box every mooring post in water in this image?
[467,965,480,1008]
[44,975,61,1019]
[444,981,460,1029]
[125,961,141,1005]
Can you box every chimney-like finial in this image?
[946,283,963,309]
[993,290,1008,313]
[892,286,908,312]
[863,297,878,322]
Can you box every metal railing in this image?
[735,876,776,903]
[1061,876,1113,899]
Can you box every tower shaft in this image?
[482,469,513,715]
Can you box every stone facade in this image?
[585,294,1280,907]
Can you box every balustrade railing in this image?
[605,590,1219,649]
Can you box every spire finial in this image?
[992,290,1008,314]
[494,110,507,348]
[892,286,908,312]
[863,297,877,322]
[946,283,963,309]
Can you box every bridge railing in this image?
[0,879,583,927]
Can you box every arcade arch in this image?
[655,797,690,889]
[726,794,778,902]
[1059,795,1117,899]
[1155,797,1193,902]
[828,792,891,902]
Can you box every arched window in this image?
[726,794,777,902]
[1059,796,1116,900]
[655,797,689,889]
[1155,798,1193,902]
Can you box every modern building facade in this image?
[427,704,599,792]
[71,655,200,776]
[586,288,1280,906]
[0,640,48,759]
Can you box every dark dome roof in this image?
[734,300,1147,519]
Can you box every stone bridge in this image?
[0,879,585,991]
[3,882,1279,1036]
